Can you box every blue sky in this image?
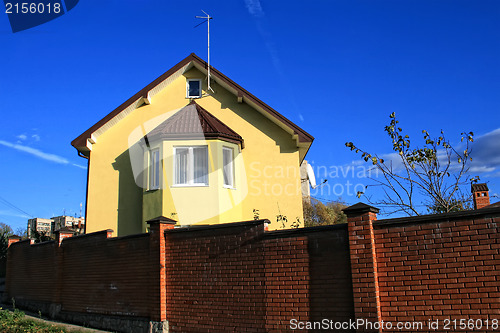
[1,0,499,230]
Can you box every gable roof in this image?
[71,53,313,157]
[146,100,244,147]
[482,201,500,209]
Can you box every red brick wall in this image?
[374,214,500,331]
[263,236,310,332]
[163,222,354,333]
[59,232,151,317]
[9,207,498,332]
[6,239,57,303]
[307,227,354,325]
[6,231,152,318]
[164,222,267,332]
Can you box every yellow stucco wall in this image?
[86,67,305,236]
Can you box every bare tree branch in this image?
[346,113,477,216]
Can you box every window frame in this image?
[222,146,235,189]
[149,148,160,190]
[186,79,202,98]
[173,145,209,187]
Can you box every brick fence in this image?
[5,204,500,332]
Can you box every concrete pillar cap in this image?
[342,202,379,217]
[146,216,177,225]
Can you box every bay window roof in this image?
[145,100,244,147]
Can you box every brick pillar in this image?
[147,216,176,332]
[343,203,381,332]
[7,235,22,247]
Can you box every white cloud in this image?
[243,0,305,123]
[32,134,41,141]
[468,128,500,175]
[0,210,30,219]
[0,140,86,169]
[72,163,87,170]
[0,140,68,164]
[469,165,496,173]
[244,0,264,18]
[16,134,27,140]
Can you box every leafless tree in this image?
[346,113,477,216]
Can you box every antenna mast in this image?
[195,10,214,93]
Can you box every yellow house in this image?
[72,53,313,236]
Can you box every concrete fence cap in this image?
[146,216,177,225]
[342,202,380,216]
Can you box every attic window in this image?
[187,79,202,98]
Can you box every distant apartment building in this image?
[27,216,85,238]
[27,218,54,238]
[53,216,85,232]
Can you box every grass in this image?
[0,307,86,333]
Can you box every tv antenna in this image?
[195,10,214,93]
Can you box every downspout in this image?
[77,150,90,235]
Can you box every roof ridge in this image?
[193,102,218,133]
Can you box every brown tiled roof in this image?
[145,101,244,146]
[71,53,313,152]
[471,183,489,192]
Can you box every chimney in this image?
[472,183,490,209]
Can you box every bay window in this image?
[174,146,209,186]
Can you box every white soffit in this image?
[190,62,300,146]
[90,64,190,145]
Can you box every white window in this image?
[186,79,202,98]
[223,147,234,188]
[149,149,160,190]
[174,146,208,186]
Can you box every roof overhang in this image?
[71,53,313,161]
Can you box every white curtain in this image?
[175,148,189,185]
[150,149,160,189]
[193,147,208,185]
[223,148,233,187]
